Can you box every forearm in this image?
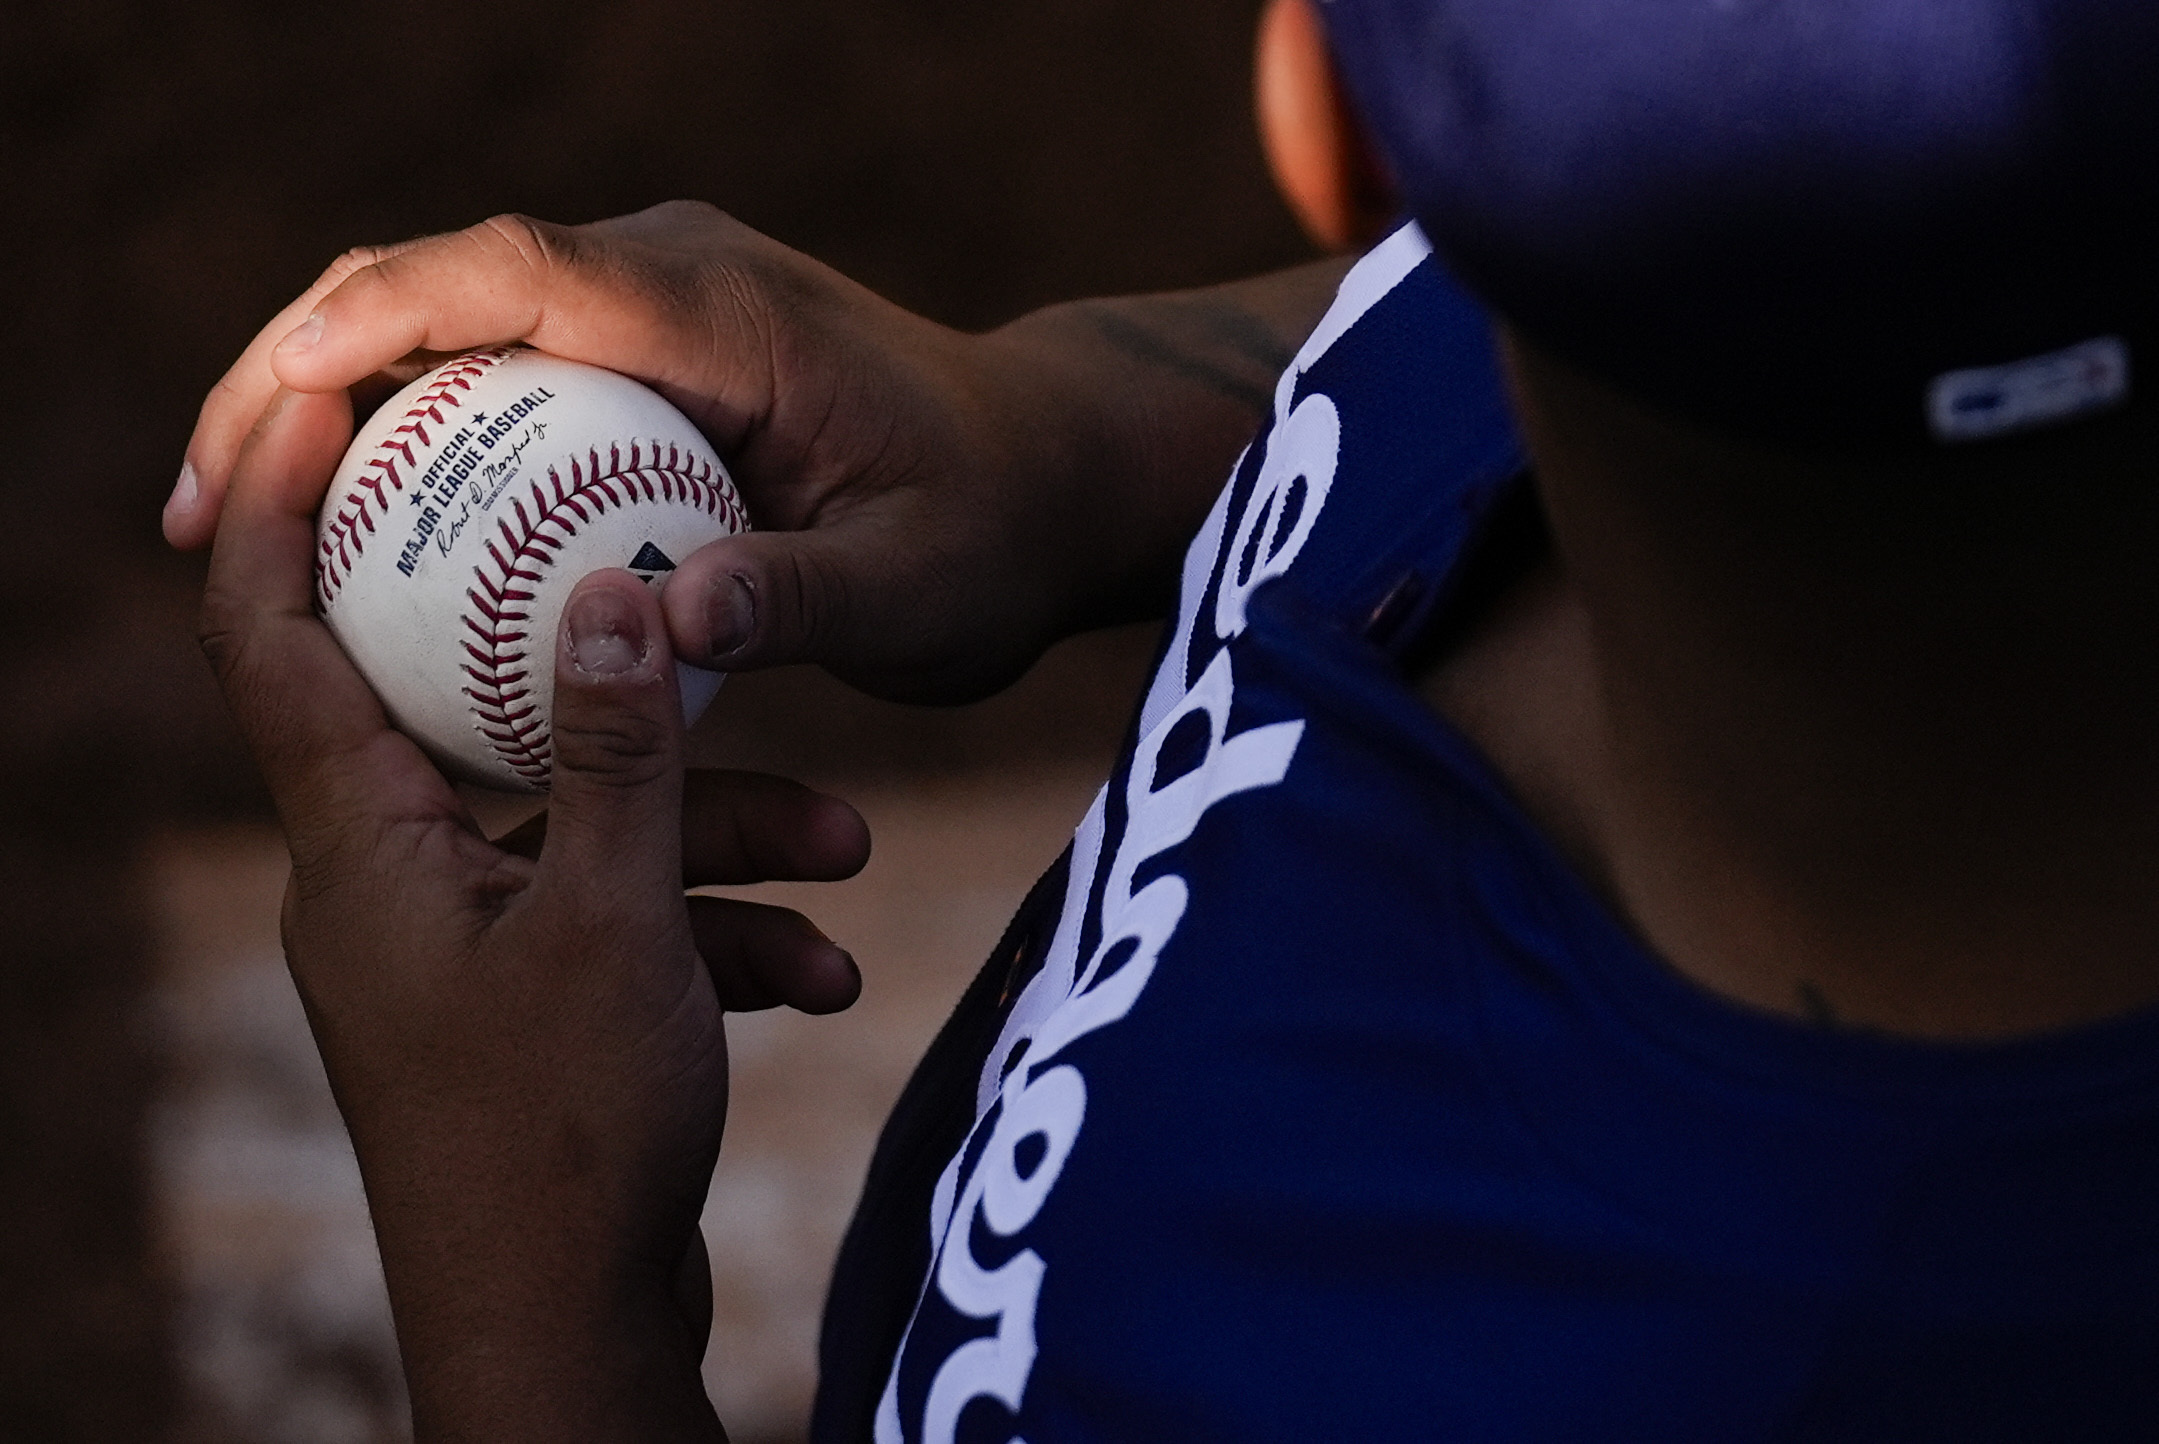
[984,257,1353,637]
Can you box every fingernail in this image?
[167,460,199,518]
[565,587,649,676]
[704,572,755,659]
[276,313,326,356]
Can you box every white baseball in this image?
[315,346,749,792]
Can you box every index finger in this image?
[172,203,788,558]
[199,387,465,850]
[267,205,777,445]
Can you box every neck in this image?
[1430,339,2159,1040]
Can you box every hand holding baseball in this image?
[314,347,751,790]
[172,203,1101,703]
[199,387,870,1440]
[170,202,1340,704]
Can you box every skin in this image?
[170,203,1346,703]
[176,0,2159,1436]
[1253,0,1400,253]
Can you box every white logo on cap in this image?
[1927,335,2130,443]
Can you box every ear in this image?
[1255,0,1400,253]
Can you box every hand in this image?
[200,387,871,1442]
[170,202,1345,702]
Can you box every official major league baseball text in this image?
[315,347,750,792]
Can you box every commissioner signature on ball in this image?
[424,421,549,564]
[478,420,548,502]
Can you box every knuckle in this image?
[683,259,784,416]
[475,212,569,276]
[276,877,306,959]
[194,591,327,762]
[703,255,774,331]
[195,587,251,684]
[615,198,745,259]
[585,200,735,277]
[551,704,675,787]
[328,243,392,279]
[314,243,412,305]
[782,543,850,658]
[196,368,253,432]
[646,197,727,229]
[203,368,249,410]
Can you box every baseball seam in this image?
[315,347,513,607]
[461,443,747,785]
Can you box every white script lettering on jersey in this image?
[877,224,1435,1444]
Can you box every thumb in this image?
[660,523,888,677]
[535,569,685,904]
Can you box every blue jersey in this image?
[814,227,2159,1443]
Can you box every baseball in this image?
[314,346,749,792]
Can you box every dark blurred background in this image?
[0,2,1310,1440]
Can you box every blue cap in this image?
[1318,0,2158,448]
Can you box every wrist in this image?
[973,307,1245,639]
[344,1112,722,1442]
[389,1258,720,1444]
[978,261,1354,641]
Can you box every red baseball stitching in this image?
[461,442,747,785]
[315,348,513,607]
